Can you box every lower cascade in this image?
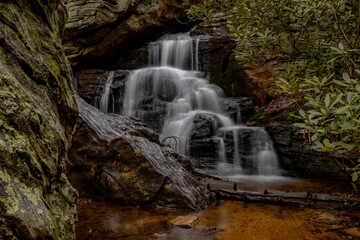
[99,32,282,177]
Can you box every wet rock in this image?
[189,114,220,169]
[63,0,201,68]
[169,215,200,229]
[191,114,216,139]
[0,1,78,239]
[267,121,346,178]
[68,96,213,210]
[194,18,280,105]
[76,69,129,112]
[221,97,255,123]
[260,101,347,178]
[76,69,106,103]
[311,212,349,225]
[161,147,194,172]
[344,228,360,238]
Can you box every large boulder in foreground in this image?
[68,96,213,211]
[0,1,78,239]
[63,0,199,68]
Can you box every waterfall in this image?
[120,32,282,177]
[99,71,115,113]
[148,33,200,70]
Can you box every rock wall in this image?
[194,21,279,106]
[259,101,347,178]
[63,0,200,69]
[0,1,78,239]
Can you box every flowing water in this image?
[99,71,115,113]
[101,32,282,177]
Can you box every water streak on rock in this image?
[100,71,115,112]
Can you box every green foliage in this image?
[188,0,360,190]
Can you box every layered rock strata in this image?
[63,0,200,68]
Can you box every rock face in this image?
[268,122,346,178]
[189,114,218,168]
[194,19,280,105]
[63,0,200,68]
[0,1,78,239]
[68,96,213,210]
[261,101,346,178]
[76,69,129,112]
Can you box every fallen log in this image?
[193,169,360,210]
[213,189,360,210]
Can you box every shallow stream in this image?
[76,198,360,240]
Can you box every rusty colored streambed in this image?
[76,199,360,240]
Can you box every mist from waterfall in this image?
[120,32,282,177]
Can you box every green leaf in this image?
[329,94,343,108]
[338,43,344,50]
[334,106,349,114]
[356,85,360,92]
[333,79,348,87]
[325,94,330,108]
[347,92,354,104]
[314,140,324,147]
[352,172,359,182]
[343,73,351,83]
[299,110,306,118]
[323,139,333,148]
[341,121,354,130]
[311,134,318,141]
[294,123,306,128]
[330,47,343,54]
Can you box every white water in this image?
[122,32,282,176]
[148,33,200,70]
[99,71,115,113]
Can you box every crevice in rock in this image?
[221,44,236,74]
[139,176,170,206]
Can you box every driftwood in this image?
[213,189,360,210]
[193,169,360,210]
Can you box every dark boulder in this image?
[68,96,213,210]
[267,121,347,178]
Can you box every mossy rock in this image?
[0,1,78,239]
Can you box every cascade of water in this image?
[121,32,282,176]
[99,71,115,113]
[148,33,200,70]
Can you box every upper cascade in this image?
[148,33,201,70]
[101,32,282,177]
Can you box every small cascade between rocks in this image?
[100,32,282,177]
[100,71,115,113]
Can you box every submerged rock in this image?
[68,96,213,210]
[0,1,78,239]
[169,215,200,229]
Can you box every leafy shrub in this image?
[188,0,360,190]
